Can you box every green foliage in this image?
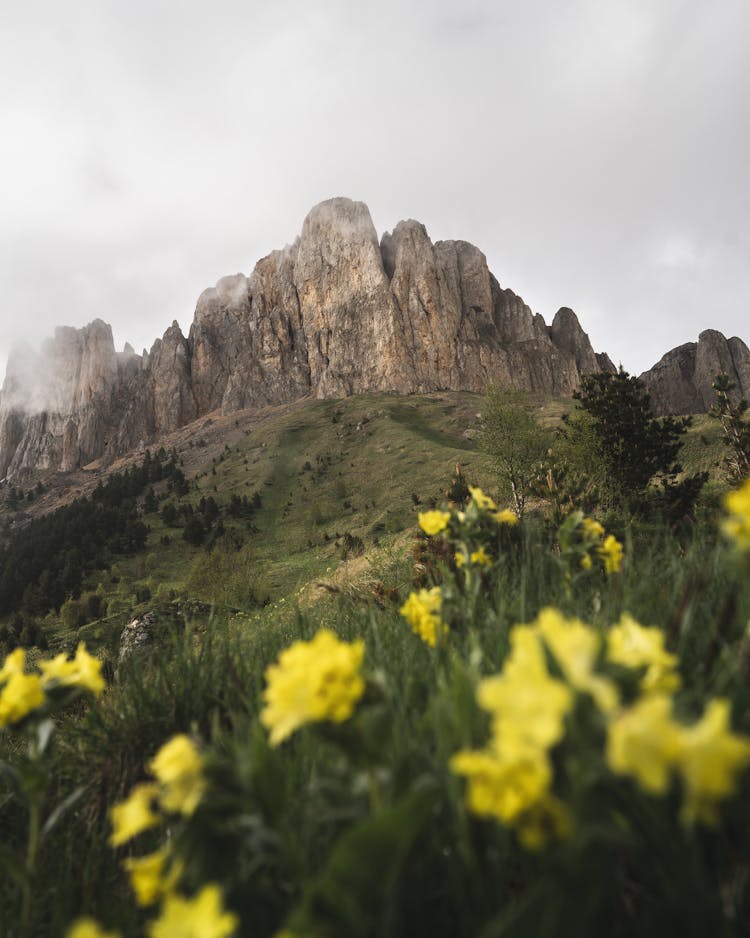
[570,370,707,517]
[573,370,688,495]
[711,372,750,482]
[479,386,553,516]
[186,540,263,608]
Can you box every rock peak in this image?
[0,199,614,476]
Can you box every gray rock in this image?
[0,198,619,476]
[641,331,750,414]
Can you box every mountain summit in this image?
[0,198,611,478]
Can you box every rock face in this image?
[0,198,612,477]
[640,330,750,415]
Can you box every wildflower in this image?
[450,745,551,824]
[454,551,467,568]
[39,643,105,696]
[0,647,26,681]
[148,884,238,938]
[491,509,518,526]
[470,547,492,566]
[599,534,623,574]
[400,587,448,648]
[723,478,750,552]
[468,486,497,511]
[260,629,365,746]
[606,695,682,794]
[109,783,161,846]
[66,918,122,938]
[581,517,605,539]
[123,847,183,906]
[417,510,451,536]
[0,671,45,727]
[677,698,750,825]
[580,553,593,571]
[533,608,619,714]
[478,627,572,751]
[149,735,206,816]
[607,614,680,694]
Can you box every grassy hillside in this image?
[1,388,749,937]
[0,389,732,659]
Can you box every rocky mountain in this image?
[639,330,750,415]
[0,197,615,479]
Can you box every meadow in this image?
[1,389,749,937]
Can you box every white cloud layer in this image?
[1,0,748,376]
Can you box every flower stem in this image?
[20,795,41,938]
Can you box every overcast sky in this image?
[1,0,748,379]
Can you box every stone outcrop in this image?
[0,197,613,478]
[640,330,750,415]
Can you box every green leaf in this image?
[285,782,439,938]
[40,785,87,842]
[0,844,30,887]
[36,718,55,756]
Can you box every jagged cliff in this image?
[639,329,750,415]
[0,197,614,477]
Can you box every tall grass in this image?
[2,506,750,937]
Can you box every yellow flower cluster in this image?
[607,613,680,694]
[418,510,451,536]
[0,643,104,729]
[599,534,623,574]
[67,884,237,938]
[608,694,750,825]
[453,606,750,841]
[723,477,750,552]
[109,734,206,848]
[400,587,448,647]
[260,629,365,745]
[467,486,518,526]
[452,611,581,849]
[565,512,624,575]
[148,883,238,938]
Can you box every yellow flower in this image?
[123,847,183,906]
[0,671,45,727]
[607,614,680,694]
[723,478,750,551]
[148,884,238,938]
[0,647,26,681]
[598,534,623,574]
[533,608,619,714]
[400,587,448,648]
[39,643,105,696]
[66,918,122,938]
[260,629,365,746]
[581,517,605,539]
[450,745,551,824]
[677,698,750,825]
[109,783,161,846]
[606,695,682,794]
[580,553,593,571]
[149,735,206,816]
[417,510,451,536]
[454,551,467,568]
[491,509,518,526]
[478,627,572,751]
[470,547,492,566]
[468,486,497,511]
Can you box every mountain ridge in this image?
[0,196,747,480]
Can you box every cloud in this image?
[0,0,748,379]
